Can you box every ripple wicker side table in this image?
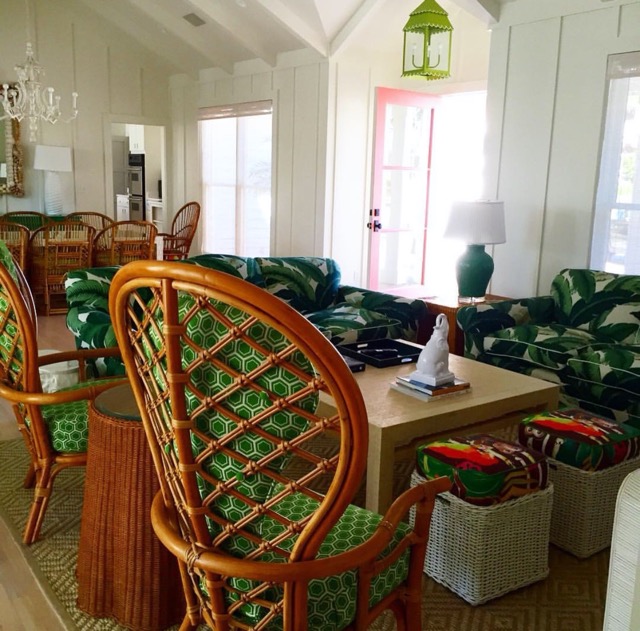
[76,382,184,630]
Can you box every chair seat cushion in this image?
[221,491,411,630]
[519,409,640,471]
[416,435,548,506]
[42,399,89,453]
[483,324,599,371]
[306,305,403,345]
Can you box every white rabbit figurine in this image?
[409,313,455,387]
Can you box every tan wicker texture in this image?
[93,220,157,266]
[29,221,95,315]
[158,201,200,260]
[0,254,124,544]
[110,260,451,631]
[548,455,640,558]
[3,210,50,232]
[66,211,114,232]
[0,220,29,270]
[410,470,553,605]
[77,385,185,630]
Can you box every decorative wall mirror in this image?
[0,85,25,197]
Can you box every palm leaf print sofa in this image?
[65,254,429,376]
[457,269,640,427]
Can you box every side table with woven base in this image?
[76,382,185,630]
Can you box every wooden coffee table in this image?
[350,355,559,513]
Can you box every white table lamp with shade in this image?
[33,144,73,216]
[444,200,506,303]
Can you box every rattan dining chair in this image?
[157,201,200,260]
[110,260,450,631]
[0,220,30,271]
[93,220,157,266]
[0,242,124,544]
[66,211,114,233]
[3,211,50,232]
[29,221,95,316]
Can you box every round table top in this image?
[94,382,141,421]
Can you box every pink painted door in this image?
[367,87,439,291]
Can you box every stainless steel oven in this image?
[127,167,144,197]
[129,195,144,221]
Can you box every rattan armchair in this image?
[0,243,124,544]
[110,260,450,631]
[29,222,95,316]
[158,201,200,260]
[93,220,157,266]
[67,211,114,233]
[0,220,30,271]
[3,211,50,232]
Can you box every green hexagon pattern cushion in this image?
[41,399,89,453]
[215,490,411,630]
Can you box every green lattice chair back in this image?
[111,261,449,631]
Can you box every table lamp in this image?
[33,145,73,216]
[444,200,506,303]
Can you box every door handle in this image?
[366,220,382,232]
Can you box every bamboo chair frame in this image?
[29,222,95,316]
[158,201,200,260]
[66,211,114,233]
[0,220,30,271]
[110,260,450,631]
[93,220,157,267]
[0,259,125,544]
[3,211,50,232]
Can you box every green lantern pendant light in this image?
[402,0,453,80]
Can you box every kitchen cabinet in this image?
[146,198,164,231]
[116,194,129,221]
[125,124,144,153]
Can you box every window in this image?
[199,101,273,256]
[591,52,640,274]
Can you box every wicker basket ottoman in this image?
[410,471,553,605]
[519,409,640,558]
[411,434,553,605]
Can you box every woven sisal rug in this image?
[0,438,609,630]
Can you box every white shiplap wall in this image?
[0,0,174,216]
[486,0,640,297]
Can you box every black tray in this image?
[338,338,422,368]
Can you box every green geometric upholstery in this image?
[42,399,89,453]
[457,268,640,426]
[66,255,429,376]
[164,296,411,629]
[519,409,640,471]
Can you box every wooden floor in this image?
[0,315,74,630]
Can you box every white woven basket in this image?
[411,470,553,606]
[548,454,640,559]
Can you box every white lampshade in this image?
[33,145,73,173]
[444,200,506,245]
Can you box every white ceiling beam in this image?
[252,0,329,57]
[187,0,278,66]
[449,0,501,24]
[330,0,387,56]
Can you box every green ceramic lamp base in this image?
[456,244,494,301]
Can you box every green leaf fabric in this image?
[483,324,598,371]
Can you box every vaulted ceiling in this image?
[78,0,511,76]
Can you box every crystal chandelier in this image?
[0,42,78,143]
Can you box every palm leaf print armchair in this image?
[110,260,449,631]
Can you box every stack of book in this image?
[391,375,471,401]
